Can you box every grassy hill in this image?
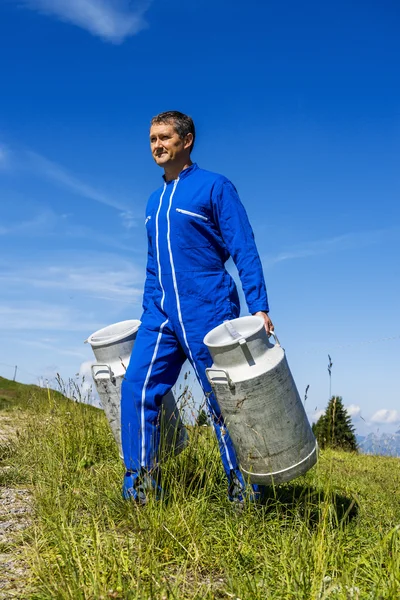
[0,376,399,599]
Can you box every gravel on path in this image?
[0,414,33,600]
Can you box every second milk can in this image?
[86,320,188,459]
[204,316,317,485]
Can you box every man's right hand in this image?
[253,311,274,335]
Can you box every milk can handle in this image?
[205,367,235,391]
[91,363,116,384]
[268,330,281,346]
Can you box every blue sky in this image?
[0,0,399,434]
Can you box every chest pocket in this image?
[175,207,212,249]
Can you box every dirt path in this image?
[0,412,33,600]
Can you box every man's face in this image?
[150,121,191,167]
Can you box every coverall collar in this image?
[163,162,199,183]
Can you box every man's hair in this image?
[151,111,196,153]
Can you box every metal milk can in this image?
[204,316,317,485]
[86,320,188,459]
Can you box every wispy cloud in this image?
[263,228,396,268]
[0,205,137,250]
[370,409,400,424]
[0,255,144,302]
[33,264,143,300]
[20,0,152,44]
[25,151,131,213]
[0,302,102,332]
[65,222,137,251]
[1,142,139,226]
[21,338,88,359]
[0,209,58,236]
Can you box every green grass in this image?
[1,376,399,599]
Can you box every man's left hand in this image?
[253,311,274,335]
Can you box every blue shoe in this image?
[122,469,162,504]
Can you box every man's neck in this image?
[163,159,193,182]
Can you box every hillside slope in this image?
[0,376,399,599]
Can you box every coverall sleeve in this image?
[142,233,157,313]
[213,179,269,314]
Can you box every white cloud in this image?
[78,360,100,406]
[20,0,151,44]
[346,404,361,418]
[370,409,400,424]
[309,409,324,423]
[120,210,138,230]
[79,359,95,379]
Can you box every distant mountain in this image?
[357,432,400,457]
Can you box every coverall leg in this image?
[121,307,186,475]
[121,299,252,500]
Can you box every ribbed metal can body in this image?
[205,316,317,484]
[86,320,188,459]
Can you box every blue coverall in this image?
[121,163,269,499]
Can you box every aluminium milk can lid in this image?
[86,319,141,348]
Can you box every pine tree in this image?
[312,396,358,452]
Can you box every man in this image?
[121,111,273,503]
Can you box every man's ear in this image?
[183,132,194,151]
